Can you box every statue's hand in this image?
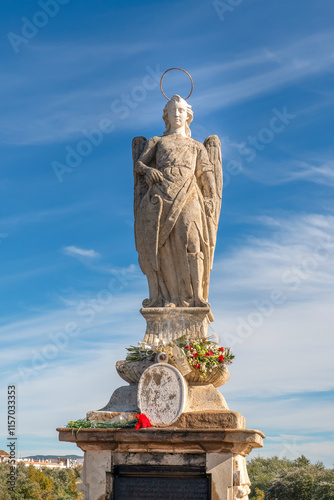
[204,198,214,218]
[145,169,163,186]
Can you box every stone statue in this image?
[59,71,265,500]
[132,94,222,309]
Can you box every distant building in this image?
[0,450,10,463]
[17,457,71,469]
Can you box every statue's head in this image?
[163,95,193,137]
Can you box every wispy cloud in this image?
[216,119,334,186]
[213,213,334,302]
[282,159,334,186]
[0,202,95,230]
[192,32,334,113]
[239,157,334,186]
[62,246,100,259]
[2,31,334,146]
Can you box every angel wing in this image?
[132,136,148,215]
[203,135,222,269]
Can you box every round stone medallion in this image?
[137,363,186,426]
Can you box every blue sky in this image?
[1,0,334,466]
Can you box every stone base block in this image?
[81,450,233,500]
[57,427,265,500]
[87,410,244,430]
[89,382,230,420]
[173,411,245,430]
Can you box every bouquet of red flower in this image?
[182,339,234,378]
[123,337,234,381]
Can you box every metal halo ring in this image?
[160,67,193,101]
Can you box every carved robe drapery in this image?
[133,133,222,308]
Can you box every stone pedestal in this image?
[89,382,230,423]
[141,307,212,343]
[58,305,265,498]
[57,427,264,500]
[57,304,265,498]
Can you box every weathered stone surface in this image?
[116,358,153,385]
[169,411,245,430]
[115,356,230,388]
[57,427,265,455]
[141,306,211,343]
[78,450,111,500]
[99,385,138,412]
[184,363,230,387]
[206,453,233,500]
[86,411,137,423]
[185,385,229,411]
[58,426,264,499]
[138,364,186,425]
[86,408,244,430]
[133,95,222,310]
[78,450,234,500]
[111,452,206,467]
[233,454,251,499]
[87,385,231,424]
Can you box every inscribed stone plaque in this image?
[138,364,186,425]
[113,476,209,499]
[110,465,210,500]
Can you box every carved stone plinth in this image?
[58,427,264,455]
[87,410,245,431]
[57,427,264,500]
[92,383,229,418]
[140,307,212,343]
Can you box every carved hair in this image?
[163,94,193,138]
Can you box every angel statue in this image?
[132,88,222,309]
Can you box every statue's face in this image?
[167,100,188,130]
